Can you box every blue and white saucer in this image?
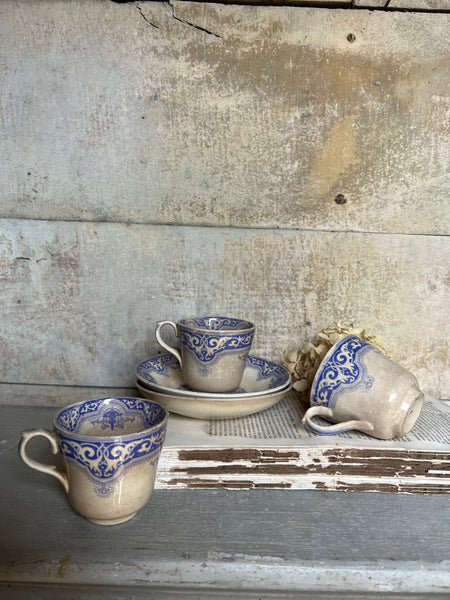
[136,354,291,399]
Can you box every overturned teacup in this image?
[19,397,168,525]
[155,316,255,393]
[302,335,424,439]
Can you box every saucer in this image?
[135,380,292,420]
[136,354,291,399]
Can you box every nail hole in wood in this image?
[335,194,347,205]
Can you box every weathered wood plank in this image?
[355,0,449,7]
[1,219,448,398]
[0,1,448,234]
[0,383,138,407]
[194,0,352,4]
[190,0,450,6]
[388,0,450,8]
[2,405,450,597]
[353,0,388,7]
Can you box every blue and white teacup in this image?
[155,316,255,393]
[19,397,168,525]
[302,335,424,439]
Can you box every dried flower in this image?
[283,321,389,401]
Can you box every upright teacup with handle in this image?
[19,397,168,525]
[302,335,424,439]
[155,316,255,393]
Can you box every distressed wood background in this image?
[0,0,449,403]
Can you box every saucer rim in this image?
[137,377,292,402]
[135,380,292,419]
[136,353,291,399]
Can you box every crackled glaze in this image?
[303,336,424,439]
[155,316,255,393]
[136,353,290,398]
[19,398,168,525]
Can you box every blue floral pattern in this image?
[138,354,177,385]
[54,398,167,497]
[179,330,254,365]
[91,407,136,431]
[311,336,374,408]
[251,356,285,384]
[58,429,165,478]
[137,354,289,393]
[56,397,164,433]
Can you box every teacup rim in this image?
[52,396,169,442]
[310,334,369,401]
[178,315,255,333]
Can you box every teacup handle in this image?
[155,320,183,367]
[302,406,374,435]
[19,429,69,493]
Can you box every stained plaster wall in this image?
[0,0,449,404]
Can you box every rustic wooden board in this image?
[194,0,353,4]
[2,406,450,598]
[388,0,450,8]
[0,383,138,407]
[160,447,450,493]
[355,0,449,7]
[353,0,388,6]
[188,0,450,6]
[0,1,449,235]
[1,219,448,398]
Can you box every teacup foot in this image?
[86,511,138,526]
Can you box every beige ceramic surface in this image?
[155,317,255,393]
[304,336,424,439]
[136,354,291,399]
[19,398,168,525]
[64,457,157,525]
[136,380,292,420]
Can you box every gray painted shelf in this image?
[1,404,449,598]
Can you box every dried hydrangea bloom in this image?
[283,321,389,401]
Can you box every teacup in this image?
[19,397,168,525]
[155,316,255,393]
[302,335,424,439]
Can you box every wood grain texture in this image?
[160,445,450,493]
[0,383,138,407]
[0,1,449,401]
[388,0,450,8]
[194,0,353,4]
[1,219,449,398]
[0,1,449,235]
[2,406,450,597]
[353,0,388,8]
[353,0,388,6]
[355,0,449,7]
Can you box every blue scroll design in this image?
[56,397,165,434]
[58,427,166,497]
[248,356,290,388]
[179,331,254,364]
[138,354,290,392]
[54,398,167,497]
[58,428,166,480]
[312,336,374,408]
[137,354,178,384]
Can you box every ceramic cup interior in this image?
[54,397,167,438]
[179,316,254,333]
[19,398,168,525]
